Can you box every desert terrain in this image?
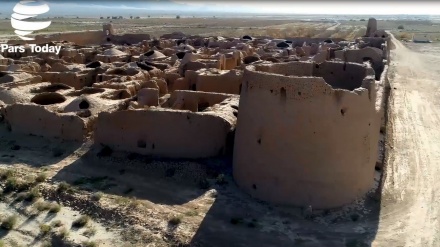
[0,14,438,247]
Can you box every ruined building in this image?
[0,18,390,209]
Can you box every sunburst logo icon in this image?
[11,0,52,41]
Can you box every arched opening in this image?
[106,68,138,76]
[242,35,252,40]
[86,61,102,68]
[176,52,186,59]
[136,62,154,71]
[31,93,66,105]
[79,100,90,109]
[363,57,373,63]
[144,50,155,57]
[117,90,131,99]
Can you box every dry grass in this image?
[39,224,52,236]
[72,215,90,228]
[1,214,18,230]
[58,226,70,239]
[398,32,413,40]
[35,201,52,212]
[168,215,183,225]
[52,220,63,228]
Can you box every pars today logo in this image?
[11,0,52,41]
[2,0,60,55]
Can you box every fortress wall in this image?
[165,90,234,112]
[36,71,95,89]
[377,65,390,130]
[284,37,346,47]
[110,34,151,45]
[3,104,89,141]
[7,31,150,46]
[7,31,104,46]
[196,70,243,94]
[254,62,314,76]
[233,65,381,209]
[360,37,388,50]
[334,47,384,79]
[312,61,371,90]
[94,109,233,158]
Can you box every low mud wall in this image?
[94,109,233,158]
[3,104,89,141]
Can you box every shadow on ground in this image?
[50,144,230,205]
[0,126,82,168]
[0,126,387,247]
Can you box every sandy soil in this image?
[370,35,440,247]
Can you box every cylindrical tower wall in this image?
[233,63,380,209]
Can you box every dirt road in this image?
[374,35,440,247]
[326,22,341,31]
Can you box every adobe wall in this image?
[254,61,313,76]
[94,109,234,158]
[110,34,151,45]
[377,65,390,130]
[312,61,372,90]
[7,31,150,46]
[165,90,235,112]
[233,65,381,209]
[334,47,384,80]
[196,70,243,95]
[2,104,89,141]
[7,31,104,46]
[36,71,96,89]
[284,37,346,47]
[252,61,372,91]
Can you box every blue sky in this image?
[0,1,439,16]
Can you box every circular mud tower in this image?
[233,63,380,209]
[366,18,378,37]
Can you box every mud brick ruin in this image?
[0,18,390,209]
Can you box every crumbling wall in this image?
[7,31,104,46]
[7,31,150,46]
[37,71,96,89]
[254,61,313,76]
[3,104,89,141]
[312,61,371,90]
[377,65,390,130]
[233,65,381,209]
[335,47,384,80]
[165,90,234,112]
[284,37,346,47]
[196,69,243,94]
[94,109,233,158]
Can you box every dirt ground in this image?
[370,35,440,247]
[0,17,364,42]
